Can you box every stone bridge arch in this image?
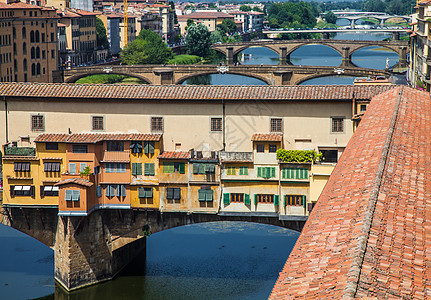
[232,44,281,57]
[175,71,272,85]
[284,43,343,58]
[64,70,152,84]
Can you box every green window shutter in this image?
[206,190,213,201]
[146,188,153,198]
[254,194,258,205]
[164,162,173,173]
[244,194,250,205]
[179,162,185,174]
[136,163,142,175]
[274,195,279,206]
[169,163,174,173]
[198,189,206,202]
[223,193,230,205]
[283,195,287,207]
[199,163,205,174]
[304,169,308,179]
[281,168,286,179]
[302,195,306,208]
[271,167,276,178]
[258,167,263,177]
[144,163,149,176]
[138,187,145,198]
[132,163,137,175]
[149,142,155,154]
[144,142,149,154]
[193,163,198,174]
[149,163,155,176]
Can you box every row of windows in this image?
[0,34,11,46]
[223,193,306,206]
[132,162,156,176]
[0,53,12,64]
[32,115,345,134]
[226,166,248,175]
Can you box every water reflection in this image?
[183,74,268,85]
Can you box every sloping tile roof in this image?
[0,83,396,102]
[101,151,130,163]
[251,133,282,142]
[270,86,431,299]
[158,151,190,160]
[55,178,93,187]
[34,133,162,143]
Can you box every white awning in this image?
[14,186,23,191]
[22,186,31,191]
[52,186,59,192]
[44,186,53,191]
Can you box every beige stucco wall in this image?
[0,99,353,155]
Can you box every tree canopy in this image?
[325,11,337,24]
[239,5,252,12]
[121,29,173,65]
[96,18,109,49]
[185,23,211,57]
[216,19,237,34]
[362,0,414,14]
[267,2,317,29]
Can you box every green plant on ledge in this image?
[80,166,91,177]
[276,149,322,163]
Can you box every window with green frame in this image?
[138,187,153,198]
[284,195,306,208]
[193,163,215,174]
[131,163,142,175]
[254,194,279,205]
[223,193,250,205]
[226,166,236,175]
[144,163,155,176]
[144,141,155,154]
[239,166,248,175]
[163,162,185,174]
[198,189,213,202]
[257,167,276,178]
[281,168,308,180]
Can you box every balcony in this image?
[220,152,253,163]
[3,146,35,157]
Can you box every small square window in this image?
[72,144,88,153]
[31,115,44,131]
[360,104,367,112]
[257,144,264,153]
[332,117,344,133]
[270,118,282,132]
[46,142,58,150]
[92,117,103,130]
[151,117,163,132]
[211,118,222,132]
[269,144,277,153]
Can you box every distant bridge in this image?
[63,64,389,86]
[211,39,409,65]
[330,11,411,26]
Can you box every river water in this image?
[183,30,402,86]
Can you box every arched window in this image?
[31,63,35,75]
[35,30,39,43]
[36,63,40,75]
[30,30,34,43]
[23,58,27,71]
[36,46,40,59]
[31,47,35,59]
[22,27,26,39]
[23,42,27,55]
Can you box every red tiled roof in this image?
[270,86,431,299]
[158,151,190,159]
[251,133,282,142]
[101,151,130,163]
[55,178,93,187]
[35,133,162,143]
[0,83,396,102]
[0,2,42,9]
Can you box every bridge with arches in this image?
[63,64,389,86]
[331,11,411,26]
[211,39,409,66]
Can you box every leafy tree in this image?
[185,23,211,57]
[267,2,317,29]
[325,11,337,24]
[210,29,224,44]
[362,0,385,12]
[217,19,237,34]
[96,18,109,49]
[239,4,252,12]
[168,1,178,24]
[185,18,195,32]
[121,29,173,65]
[252,6,263,12]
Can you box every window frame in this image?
[269,144,277,153]
[72,144,88,153]
[257,144,265,153]
[331,117,345,133]
[151,116,163,132]
[92,115,104,131]
[270,118,282,132]
[31,114,44,132]
[210,117,222,132]
[45,142,58,150]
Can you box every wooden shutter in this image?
[198,189,206,202]
[138,187,145,198]
[167,188,173,199]
[254,194,258,205]
[69,163,76,174]
[40,185,45,197]
[105,185,110,197]
[146,188,153,198]
[72,190,80,201]
[174,188,181,200]
[179,162,185,174]
[65,190,72,201]
[148,142,155,154]
[193,163,198,174]
[115,185,120,197]
[206,189,213,201]
[244,194,250,205]
[274,195,279,206]
[121,185,127,197]
[257,167,262,177]
[302,195,306,208]
[135,163,142,175]
[271,167,276,178]
[110,185,116,197]
[80,163,87,173]
[132,163,137,175]
[144,163,149,176]
[144,141,149,154]
[223,193,230,205]
[149,163,155,175]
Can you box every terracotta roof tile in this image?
[34,133,162,143]
[2,156,39,160]
[55,178,93,187]
[251,133,282,142]
[0,83,395,102]
[101,151,130,163]
[269,86,431,299]
[158,151,190,160]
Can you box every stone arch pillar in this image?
[279,47,287,65]
[226,47,234,65]
[399,46,408,67]
[341,46,351,67]
[392,32,400,41]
